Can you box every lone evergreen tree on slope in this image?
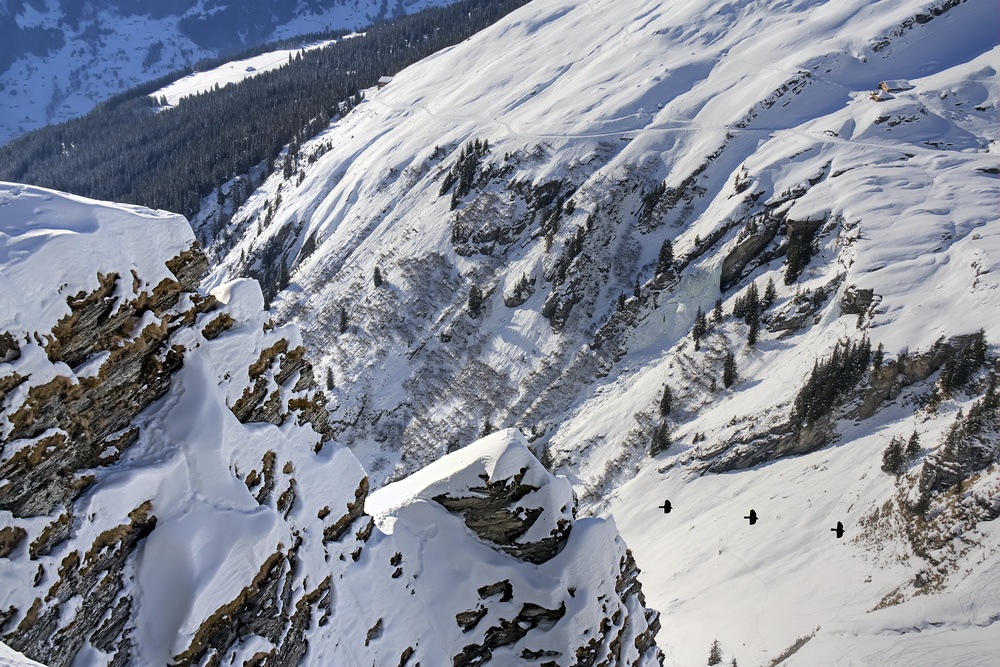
[708,639,723,665]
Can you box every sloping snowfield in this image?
[0,183,661,664]
[149,39,338,108]
[203,0,999,664]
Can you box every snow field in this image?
[150,39,338,109]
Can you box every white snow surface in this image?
[368,428,575,546]
[203,0,1000,664]
[357,428,659,667]
[149,39,338,109]
[0,643,43,667]
[0,182,192,337]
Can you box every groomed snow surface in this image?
[149,39,338,109]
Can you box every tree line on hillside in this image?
[0,0,531,220]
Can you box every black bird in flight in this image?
[832,521,845,538]
[658,500,672,514]
[744,509,758,525]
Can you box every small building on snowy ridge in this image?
[378,76,393,89]
[879,79,913,93]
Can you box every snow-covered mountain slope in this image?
[0,183,661,666]
[0,0,454,146]
[149,38,338,109]
[204,0,1000,663]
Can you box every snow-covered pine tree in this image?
[656,238,674,275]
[881,436,905,476]
[692,306,707,350]
[763,277,777,308]
[659,385,672,417]
[468,284,484,318]
[708,639,723,665]
[747,306,760,346]
[872,342,885,369]
[905,431,920,459]
[723,351,737,388]
[651,422,671,456]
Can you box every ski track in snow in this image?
[367,95,994,163]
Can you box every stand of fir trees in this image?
[722,351,738,388]
[655,239,674,276]
[650,422,672,456]
[0,0,531,220]
[732,280,764,345]
[881,431,921,476]
[793,336,872,426]
[691,306,708,350]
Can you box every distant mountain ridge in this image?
[0,0,454,145]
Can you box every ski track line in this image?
[367,97,993,162]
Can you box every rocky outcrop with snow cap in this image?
[0,183,661,666]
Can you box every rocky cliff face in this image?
[0,183,662,666]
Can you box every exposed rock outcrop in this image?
[0,185,370,666]
[365,430,663,667]
[433,465,572,564]
[709,335,984,472]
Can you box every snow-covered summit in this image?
[369,428,576,562]
[369,428,573,525]
[0,183,193,337]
